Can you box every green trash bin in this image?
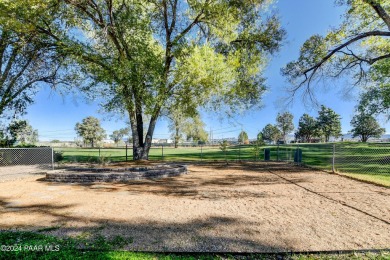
[264,148,270,161]
[294,149,302,163]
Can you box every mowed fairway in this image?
[0,162,389,252]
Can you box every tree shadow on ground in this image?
[0,196,289,252]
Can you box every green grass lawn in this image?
[55,142,390,187]
[0,231,389,260]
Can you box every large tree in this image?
[75,116,106,147]
[357,87,390,118]
[110,127,130,147]
[238,130,249,144]
[1,0,284,160]
[182,116,208,145]
[276,112,294,143]
[350,113,385,142]
[167,109,208,147]
[282,0,390,103]
[1,120,38,146]
[261,124,281,144]
[296,113,319,143]
[316,105,342,142]
[167,107,186,148]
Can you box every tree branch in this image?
[364,0,390,30]
[171,8,205,46]
[303,30,390,76]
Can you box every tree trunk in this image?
[325,135,330,143]
[174,125,179,148]
[128,106,160,161]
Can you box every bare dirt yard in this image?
[0,165,49,182]
[0,162,389,252]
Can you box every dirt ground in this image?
[0,162,389,252]
[0,165,50,182]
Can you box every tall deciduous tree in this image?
[167,107,185,148]
[167,109,208,147]
[110,127,129,147]
[350,113,385,142]
[3,120,38,146]
[219,139,229,163]
[238,130,249,144]
[357,87,390,119]
[183,116,208,145]
[253,132,264,160]
[282,0,390,103]
[296,113,319,143]
[316,105,342,142]
[75,116,106,148]
[1,0,284,160]
[276,112,294,143]
[261,124,281,144]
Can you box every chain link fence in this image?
[333,143,390,175]
[53,143,389,176]
[269,143,390,176]
[0,148,54,169]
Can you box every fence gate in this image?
[0,148,53,169]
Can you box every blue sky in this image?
[24,0,390,141]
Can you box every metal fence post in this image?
[125,143,128,162]
[277,143,280,161]
[332,144,335,173]
[51,148,54,170]
[200,145,203,161]
[239,144,241,161]
[162,145,164,159]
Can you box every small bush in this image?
[54,151,64,162]
[98,155,111,166]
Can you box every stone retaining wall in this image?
[45,165,187,183]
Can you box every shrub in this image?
[54,151,64,162]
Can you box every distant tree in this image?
[350,113,385,142]
[238,131,249,144]
[357,87,390,119]
[261,124,281,144]
[256,132,265,145]
[296,114,319,143]
[50,139,61,143]
[276,112,294,143]
[0,128,7,147]
[183,116,208,145]
[219,140,229,163]
[6,120,38,146]
[317,106,342,142]
[253,132,265,160]
[167,108,185,148]
[110,128,130,147]
[75,117,106,148]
